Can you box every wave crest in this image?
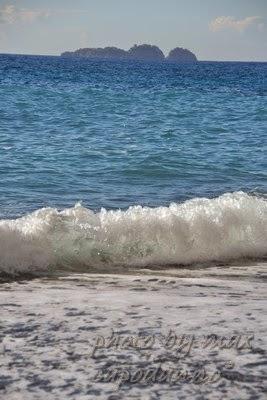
[0,192,266,274]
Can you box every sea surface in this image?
[0,54,266,274]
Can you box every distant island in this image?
[61,44,197,63]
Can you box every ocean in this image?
[1,54,267,400]
[0,54,266,274]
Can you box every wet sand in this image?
[0,263,266,399]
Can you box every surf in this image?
[0,191,266,275]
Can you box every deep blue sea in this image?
[0,54,266,273]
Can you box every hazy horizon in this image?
[0,0,266,61]
[0,50,266,63]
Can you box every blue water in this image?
[0,54,267,273]
[0,54,266,218]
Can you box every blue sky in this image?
[0,0,266,60]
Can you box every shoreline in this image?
[1,257,266,284]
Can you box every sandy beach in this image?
[0,262,266,399]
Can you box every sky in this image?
[0,0,266,61]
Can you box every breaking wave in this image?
[0,192,266,275]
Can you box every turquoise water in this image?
[0,54,266,272]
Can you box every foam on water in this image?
[0,192,266,275]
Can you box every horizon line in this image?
[0,52,266,63]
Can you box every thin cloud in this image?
[209,16,263,33]
[0,4,50,24]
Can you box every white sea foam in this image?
[0,192,266,274]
